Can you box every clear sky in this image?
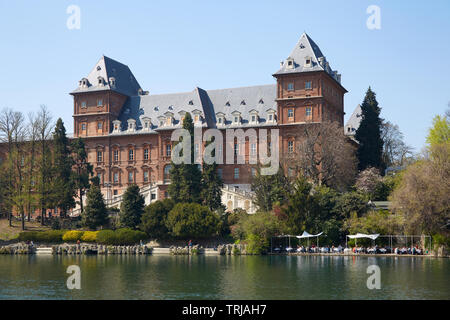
[0,0,449,151]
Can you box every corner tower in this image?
[273,33,347,126]
[70,56,142,137]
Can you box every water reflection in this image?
[0,255,448,300]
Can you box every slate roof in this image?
[344,104,362,136]
[71,55,142,97]
[274,33,341,84]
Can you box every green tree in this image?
[120,184,145,229]
[52,118,76,217]
[168,113,202,203]
[282,177,319,235]
[201,135,223,211]
[251,166,290,212]
[426,114,449,147]
[139,199,174,239]
[355,87,384,171]
[71,137,93,214]
[82,183,108,230]
[165,202,221,239]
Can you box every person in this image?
[188,240,192,248]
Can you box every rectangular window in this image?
[97,151,103,162]
[128,149,134,161]
[81,123,86,131]
[128,172,134,183]
[287,83,294,91]
[288,141,294,153]
[251,115,256,122]
[306,107,312,117]
[81,101,87,108]
[218,117,222,124]
[166,144,171,157]
[234,168,239,179]
[288,109,294,120]
[217,168,223,179]
[113,150,119,162]
[268,114,273,121]
[97,173,102,184]
[97,99,103,107]
[251,168,257,177]
[144,149,149,160]
[250,143,257,156]
[234,116,239,123]
[305,81,312,90]
[97,122,103,130]
[113,172,119,183]
[234,143,239,156]
[144,171,149,182]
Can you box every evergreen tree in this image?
[201,136,223,211]
[120,184,145,229]
[82,183,108,230]
[52,118,76,217]
[251,166,290,212]
[355,87,384,171]
[71,137,93,214]
[168,113,202,203]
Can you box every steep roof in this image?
[274,33,342,84]
[345,104,362,136]
[71,55,142,97]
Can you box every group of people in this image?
[272,244,425,255]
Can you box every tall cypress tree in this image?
[355,87,384,171]
[201,136,223,211]
[52,118,76,217]
[120,184,145,229]
[168,113,202,203]
[71,137,93,215]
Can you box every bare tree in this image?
[381,121,413,168]
[0,108,25,226]
[282,121,357,191]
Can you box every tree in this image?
[201,136,223,211]
[71,137,93,215]
[391,142,449,235]
[139,199,174,239]
[381,121,413,168]
[355,87,384,171]
[82,183,108,230]
[36,105,54,225]
[355,167,382,196]
[334,191,369,219]
[251,166,290,212]
[281,177,320,235]
[283,121,357,191]
[120,184,145,229]
[165,202,221,239]
[426,115,449,147]
[52,118,76,217]
[168,113,202,203]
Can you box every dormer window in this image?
[164,112,174,126]
[98,77,104,86]
[286,58,295,69]
[240,100,246,106]
[141,117,151,131]
[97,66,101,71]
[192,110,202,124]
[112,120,121,133]
[266,108,276,123]
[259,99,264,104]
[188,100,194,105]
[127,119,136,132]
[249,110,259,124]
[305,57,312,67]
[231,111,241,125]
[225,101,230,107]
[109,77,116,87]
[216,112,225,126]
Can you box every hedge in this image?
[62,231,84,242]
[18,230,66,243]
[96,228,147,245]
[81,231,99,242]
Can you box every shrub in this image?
[62,230,84,242]
[166,203,221,239]
[81,231,99,242]
[96,230,117,245]
[140,199,174,239]
[245,233,268,255]
[18,230,66,243]
[96,229,147,245]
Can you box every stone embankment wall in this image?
[169,244,248,255]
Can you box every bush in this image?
[140,199,174,239]
[18,230,66,243]
[81,231,99,242]
[166,203,221,239]
[62,230,84,242]
[96,229,147,245]
[245,233,268,255]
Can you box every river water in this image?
[0,255,448,300]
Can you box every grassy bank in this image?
[0,218,50,241]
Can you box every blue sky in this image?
[0,0,449,151]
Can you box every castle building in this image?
[70,33,347,212]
